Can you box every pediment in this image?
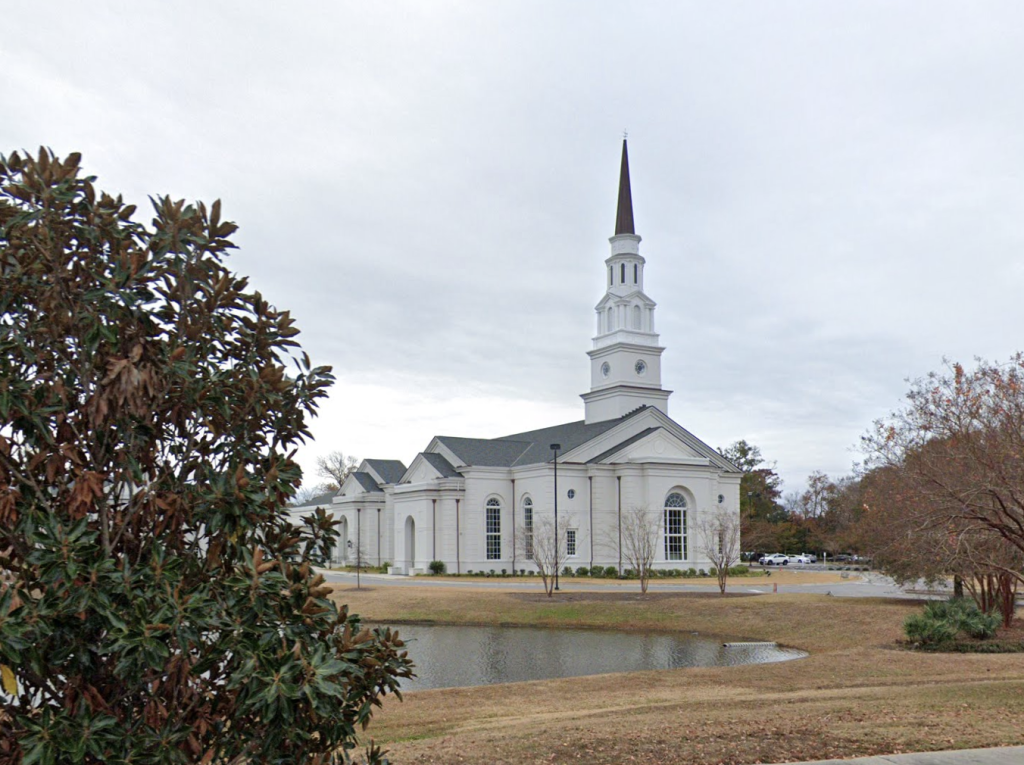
[591,428,707,465]
[339,473,370,497]
[562,406,739,472]
[594,291,657,310]
[399,453,446,484]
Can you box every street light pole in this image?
[550,443,561,592]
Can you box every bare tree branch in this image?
[696,509,741,594]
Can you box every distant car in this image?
[804,553,818,563]
[792,554,812,564]
[759,553,789,566]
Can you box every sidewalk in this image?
[775,745,1024,765]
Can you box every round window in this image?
[601,361,611,378]
[634,359,647,376]
[567,489,576,499]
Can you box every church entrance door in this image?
[337,517,349,565]
[404,516,416,574]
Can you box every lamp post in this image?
[356,508,362,590]
[550,443,561,592]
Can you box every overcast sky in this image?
[5,2,1024,495]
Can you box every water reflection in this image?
[390,624,806,691]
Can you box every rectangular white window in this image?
[524,499,533,559]
[486,499,501,560]
[665,508,685,561]
[566,528,577,557]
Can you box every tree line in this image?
[725,356,1024,626]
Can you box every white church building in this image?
[304,141,741,575]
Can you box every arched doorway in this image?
[405,515,416,573]
[337,517,349,566]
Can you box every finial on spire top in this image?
[614,138,635,235]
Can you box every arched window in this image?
[609,266,613,286]
[606,307,613,332]
[523,496,533,559]
[632,305,641,329]
[486,497,501,560]
[620,263,626,283]
[634,263,638,284]
[664,492,687,561]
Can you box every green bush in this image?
[429,560,447,575]
[708,566,718,577]
[905,598,1001,646]
[929,598,1000,639]
[905,612,958,646]
[604,565,619,578]
[728,565,750,576]
[575,566,589,577]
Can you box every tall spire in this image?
[614,138,635,235]
[583,139,670,424]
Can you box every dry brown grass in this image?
[330,586,1024,764]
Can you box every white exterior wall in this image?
[390,480,466,575]
[392,461,742,576]
[458,470,513,573]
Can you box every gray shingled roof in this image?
[434,409,647,468]
[433,436,532,468]
[351,472,384,493]
[429,405,741,472]
[363,459,407,485]
[497,417,631,465]
[291,490,337,508]
[420,452,461,477]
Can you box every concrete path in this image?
[773,746,1024,764]
[319,569,937,600]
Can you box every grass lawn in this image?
[329,584,1024,764]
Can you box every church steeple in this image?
[615,139,635,235]
[581,140,671,424]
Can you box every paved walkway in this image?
[773,746,1024,764]
[318,569,932,599]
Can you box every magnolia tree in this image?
[0,150,413,764]
[863,356,1024,626]
[696,509,742,594]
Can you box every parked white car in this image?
[791,554,813,564]
[758,553,789,566]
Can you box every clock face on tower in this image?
[634,359,647,376]
[601,362,610,378]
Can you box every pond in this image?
[390,623,807,691]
